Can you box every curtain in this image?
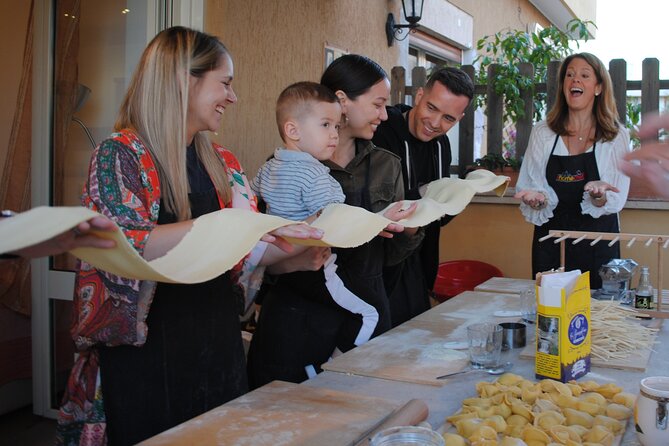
[0,0,34,316]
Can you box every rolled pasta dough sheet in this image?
[0,171,508,283]
[380,169,509,228]
[283,203,390,248]
[80,208,292,283]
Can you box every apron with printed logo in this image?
[532,135,619,289]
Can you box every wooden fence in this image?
[390,58,668,177]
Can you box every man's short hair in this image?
[276,81,339,140]
[425,66,474,102]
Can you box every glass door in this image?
[32,0,203,418]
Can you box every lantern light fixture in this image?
[385,0,425,46]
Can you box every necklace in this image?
[572,124,592,143]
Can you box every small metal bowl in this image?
[499,322,527,351]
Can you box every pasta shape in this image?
[583,424,615,446]
[497,373,525,387]
[578,391,607,407]
[539,379,572,396]
[605,402,633,420]
[483,415,508,433]
[442,432,467,446]
[446,376,634,445]
[562,408,594,428]
[499,437,527,446]
[533,410,566,431]
[521,386,543,405]
[548,425,581,443]
[521,425,551,443]
[469,425,498,444]
[611,392,636,409]
[533,399,560,413]
[593,414,624,435]
[576,399,604,416]
[455,417,484,438]
[594,383,623,400]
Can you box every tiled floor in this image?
[0,406,56,445]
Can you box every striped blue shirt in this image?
[251,148,345,220]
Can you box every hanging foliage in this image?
[475,19,594,123]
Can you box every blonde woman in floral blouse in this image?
[56,27,322,446]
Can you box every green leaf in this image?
[475,19,591,124]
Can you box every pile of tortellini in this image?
[443,373,635,446]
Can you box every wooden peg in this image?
[608,236,620,247]
[627,237,637,248]
[554,234,570,244]
[572,235,587,245]
[538,234,553,242]
[646,237,654,247]
[590,235,603,246]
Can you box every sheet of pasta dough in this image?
[0,170,508,283]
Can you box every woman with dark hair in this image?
[515,52,630,288]
[56,27,321,446]
[247,55,422,387]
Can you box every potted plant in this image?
[473,152,522,187]
[474,19,594,123]
[473,153,507,171]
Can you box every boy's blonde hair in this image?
[115,26,232,221]
[275,81,339,141]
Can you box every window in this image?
[407,31,464,169]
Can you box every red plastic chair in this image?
[433,260,504,302]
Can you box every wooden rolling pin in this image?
[352,398,429,446]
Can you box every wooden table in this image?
[310,282,669,445]
[145,279,669,445]
[474,276,535,294]
[139,381,399,445]
[322,291,521,386]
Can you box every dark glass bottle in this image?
[635,266,653,309]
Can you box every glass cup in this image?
[520,287,537,324]
[466,322,503,369]
[370,426,445,446]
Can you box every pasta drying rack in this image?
[541,229,669,319]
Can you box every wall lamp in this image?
[386,0,425,46]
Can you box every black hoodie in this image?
[373,104,453,199]
[372,104,455,324]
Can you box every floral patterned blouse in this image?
[56,130,264,445]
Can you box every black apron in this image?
[532,135,619,289]
[333,152,391,346]
[383,113,444,326]
[99,148,247,445]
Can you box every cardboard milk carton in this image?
[535,270,591,382]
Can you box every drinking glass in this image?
[520,287,537,324]
[466,322,502,369]
[370,426,445,446]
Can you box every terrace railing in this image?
[390,58,667,177]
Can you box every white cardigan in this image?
[516,120,631,226]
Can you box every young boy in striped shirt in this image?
[252,81,380,354]
[252,81,344,219]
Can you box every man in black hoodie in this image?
[372,66,474,325]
